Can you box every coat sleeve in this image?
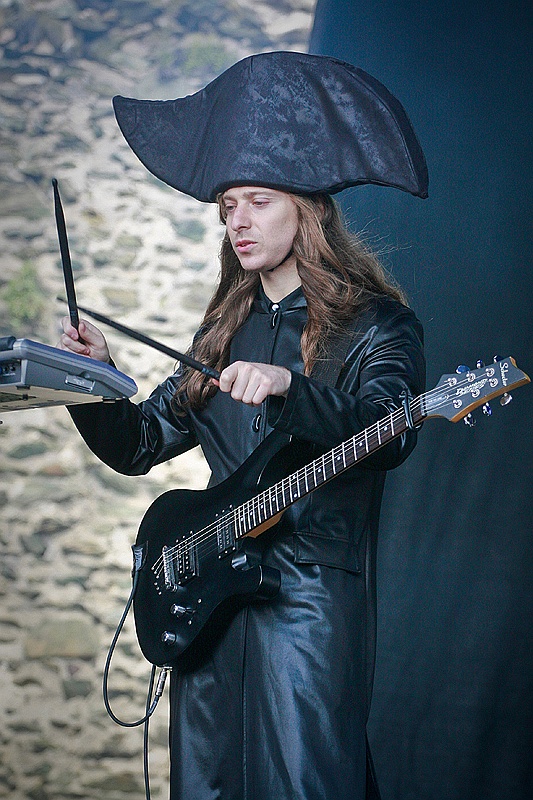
[68,370,198,475]
[267,299,425,470]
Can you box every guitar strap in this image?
[310,314,363,388]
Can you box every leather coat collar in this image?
[253,284,307,314]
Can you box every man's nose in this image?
[230,205,250,230]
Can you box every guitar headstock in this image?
[424,357,530,422]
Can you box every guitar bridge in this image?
[162,545,178,591]
[162,537,198,590]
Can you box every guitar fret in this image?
[259,494,266,522]
[271,485,279,513]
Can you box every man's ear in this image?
[315,197,326,220]
[314,194,332,224]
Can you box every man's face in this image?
[221,186,299,274]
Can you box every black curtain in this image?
[310,2,532,799]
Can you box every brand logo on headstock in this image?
[500,361,510,386]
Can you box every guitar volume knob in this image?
[161,631,177,644]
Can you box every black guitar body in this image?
[133,431,306,668]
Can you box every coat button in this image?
[252,413,262,432]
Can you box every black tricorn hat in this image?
[113,51,428,202]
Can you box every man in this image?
[59,53,427,800]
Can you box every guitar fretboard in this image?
[230,400,423,539]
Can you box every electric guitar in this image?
[132,357,529,668]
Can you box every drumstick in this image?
[52,178,80,332]
[57,298,220,380]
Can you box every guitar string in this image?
[151,398,414,574]
[149,410,403,580]
[150,367,499,579]
[151,369,500,578]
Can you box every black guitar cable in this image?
[102,544,171,800]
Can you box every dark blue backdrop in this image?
[310,2,532,799]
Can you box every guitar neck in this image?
[227,355,530,541]
[234,397,425,539]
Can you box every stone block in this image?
[24,619,99,659]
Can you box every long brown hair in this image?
[174,192,406,411]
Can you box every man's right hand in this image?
[57,316,110,363]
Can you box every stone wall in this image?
[0,2,315,797]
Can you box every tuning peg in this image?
[477,359,485,369]
[500,393,513,406]
[456,364,470,374]
[463,413,476,427]
[482,402,492,416]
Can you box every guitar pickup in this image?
[216,509,236,557]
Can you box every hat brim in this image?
[113,51,428,202]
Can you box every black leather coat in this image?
[69,286,425,800]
